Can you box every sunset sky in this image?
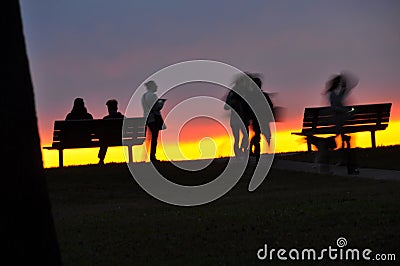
[19,1,400,168]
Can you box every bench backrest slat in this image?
[303,111,391,120]
[301,103,391,131]
[51,117,146,148]
[301,124,388,135]
[303,117,390,128]
[303,115,390,124]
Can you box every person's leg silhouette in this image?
[148,122,160,162]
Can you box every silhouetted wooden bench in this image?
[292,103,392,151]
[44,117,146,167]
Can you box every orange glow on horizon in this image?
[41,120,400,168]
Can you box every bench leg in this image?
[307,138,312,152]
[58,149,64,168]
[371,131,376,149]
[128,145,133,163]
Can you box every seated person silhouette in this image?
[325,71,360,174]
[65,97,93,120]
[98,99,125,165]
[64,98,93,146]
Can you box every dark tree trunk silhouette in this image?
[2,1,62,265]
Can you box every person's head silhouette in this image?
[73,97,85,109]
[66,97,93,120]
[145,80,158,92]
[325,74,342,93]
[106,99,118,114]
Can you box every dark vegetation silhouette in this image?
[3,1,62,265]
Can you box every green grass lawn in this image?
[45,160,400,265]
[278,145,400,171]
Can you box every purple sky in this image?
[19,0,400,144]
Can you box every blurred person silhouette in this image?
[324,71,359,174]
[65,97,93,120]
[142,80,166,162]
[247,73,275,163]
[326,72,355,125]
[306,135,337,174]
[98,99,125,165]
[224,74,251,158]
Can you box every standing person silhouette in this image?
[98,99,125,165]
[141,81,166,162]
[224,74,251,158]
[65,97,93,120]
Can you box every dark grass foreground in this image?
[45,159,400,265]
[278,145,400,171]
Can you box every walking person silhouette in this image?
[247,74,274,163]
[224,74,251,158]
